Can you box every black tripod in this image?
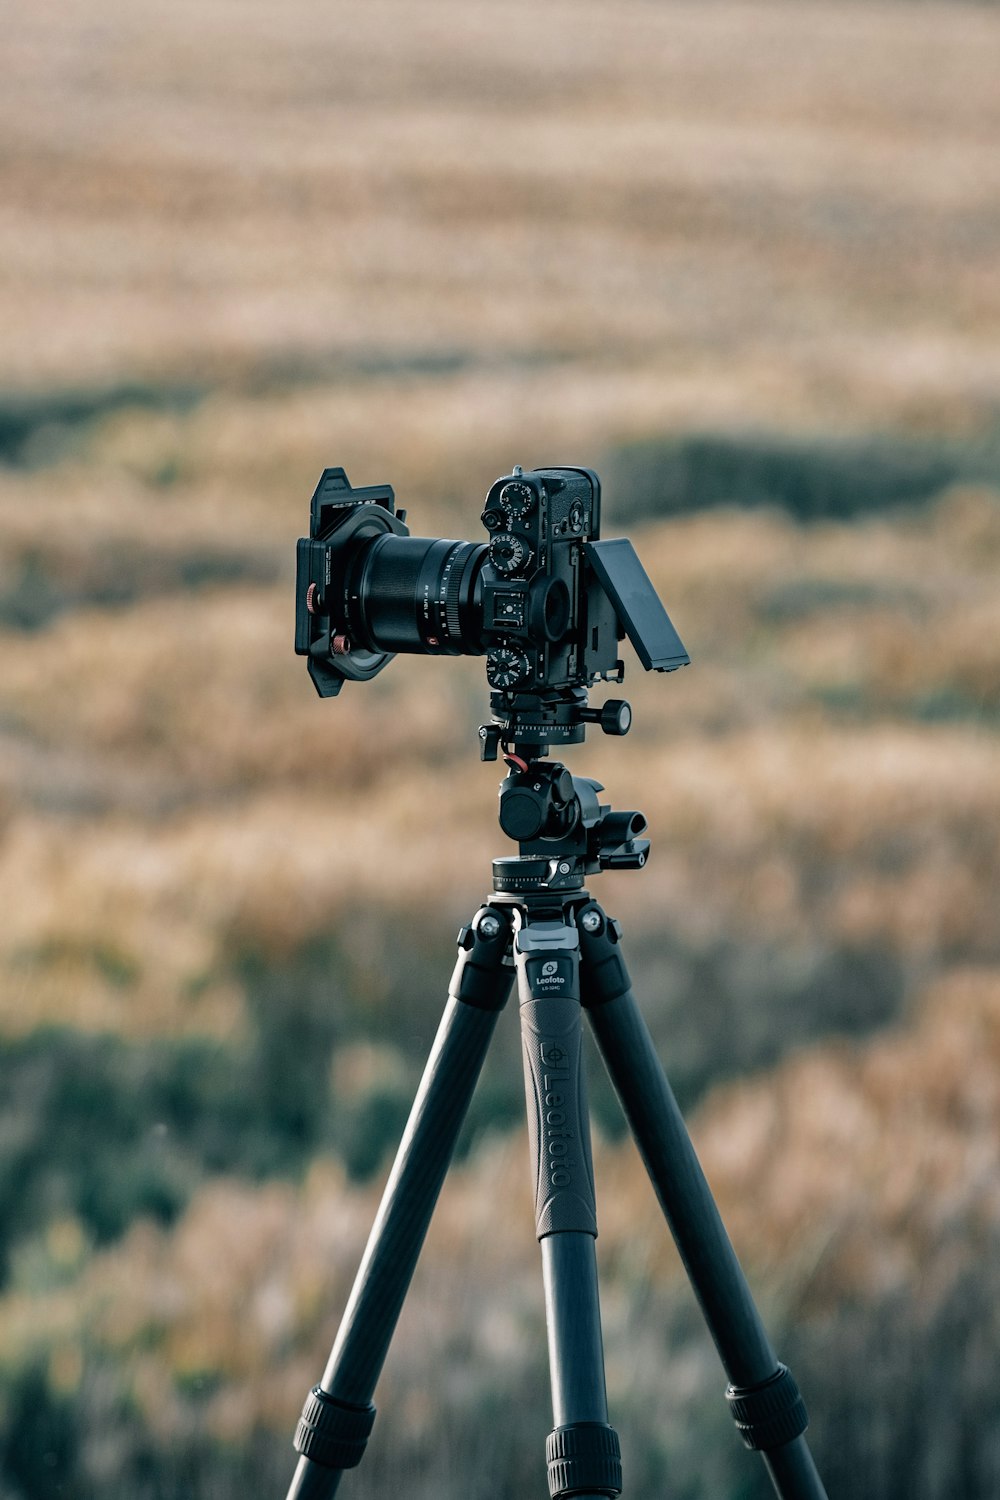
[284,749,829,1500]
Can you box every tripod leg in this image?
[514,912,623,1500]
[285,906,514,1500]
[576,902,828,1500]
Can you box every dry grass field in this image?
[1,1,999,1498]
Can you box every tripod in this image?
[284,751,829,1500]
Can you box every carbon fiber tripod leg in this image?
[513,911,623,1500]
[285,905,513,1500]
[576,900,829,1500]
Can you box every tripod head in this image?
[476,596,653,897]
[492,755,649,896]
[477,685,634,762]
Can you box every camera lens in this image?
[348,535,486,656]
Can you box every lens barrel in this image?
[349,536,486,656]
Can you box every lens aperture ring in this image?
[414,540,465,652]
[443,542,480,645]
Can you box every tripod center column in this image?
[515,918,597,1238]
[513,912,622,1500]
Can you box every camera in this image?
[295,464,688,749]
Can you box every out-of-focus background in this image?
[2,1,999,1496]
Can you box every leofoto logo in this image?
[532,956,568,993]
[540,1043,574,1189]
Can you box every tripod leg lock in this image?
[725,1364,808,1451]
[293,1387,377,1470]
[546,1421,623,1499]
[451,905,513,1011]
[575,903,632,1008]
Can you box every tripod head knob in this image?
[493,758,648,894]
[498,764,576,842]
[579,698,632,737]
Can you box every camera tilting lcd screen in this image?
[585,539,690,672]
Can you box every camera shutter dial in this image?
[489,532,533,577]
[500,480,534,519]
[487,643,531,689]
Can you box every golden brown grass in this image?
[3,0,999,432]
[5,962,997,1474]
[3,480,998,1038]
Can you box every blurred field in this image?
[1,1,999,1497]
[6,965,999,1498]
[5,0,1000,404]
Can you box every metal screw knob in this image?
[600,699,632,736]
[581,910,603,933]
[477,912,502,939]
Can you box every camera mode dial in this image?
[499,481,534,519]
[489,532,533,577]
[486,643,531,690]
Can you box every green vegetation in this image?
[605,429,1000,524]
[0,382,208,468]
[0,921,909,1291]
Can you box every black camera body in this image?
[296,464,688,747]
[478,465,620,695]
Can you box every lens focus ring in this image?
[443,542,477,644]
